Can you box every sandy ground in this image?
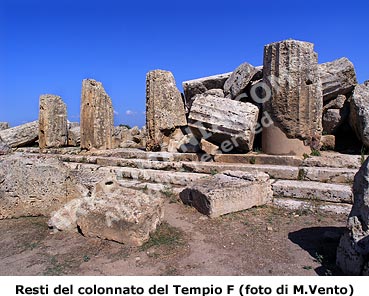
[0,201,347,276]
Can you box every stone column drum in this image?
[262,40,323,155]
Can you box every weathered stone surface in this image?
[224,62,261,99]
[0,154,87,219]
[188,94,259,152]
[0,136,11,155]
[337,157,369,275]
[349,83,369,147]
[300,166,357,184]
[39,94,68,149]
[204,88,224,97]
[302,151,362,169]
[273,198,351,215]
[319,57,357,101]
[214,153,303,166]
[67,126,81,146]
[180,171,272,217]
[146,70,187,151]
[0,122,9,131]
[323,94,346,112]
[182,72,232,105]
[76,179,164,246]
[263,40,323,151]
[320,135,335,151]
[272,180,353,203]
[0,120,38,148]
[80,79,114,150]
[48,198,84,231]
[200,138,220,156]
[323,108,348,134]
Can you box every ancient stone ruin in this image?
[80,79,114,150]
[1,39,369,273]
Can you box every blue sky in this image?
[1,0,368,128]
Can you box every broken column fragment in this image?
[80,79,114,150]
[349,83,369,147]
[262,39,323,155]
[319,57,357,102]
[188,94,259,153]
[0,120,38,148]
[145,70,187,151]
[39,94,68,149]
[182,72,232,110]
[223,63,262,100]
[180,171,272,218]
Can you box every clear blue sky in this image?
[1,0,368,128]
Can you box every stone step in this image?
[56,154,357,184]
[63,162,353,205]
[17,147,366,169]
[272,197,351,215]
[272,180,353,204]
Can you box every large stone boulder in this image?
[0,121,38,148]
[39,94,68,149]
[80,79,114,150]
[337,157,369,275]
[0,122,9,131]
[223,63,262,99]
[180,171,272,217]
[0,154,87,219]
[319,57,357,101]
[182,72,232,108]
[262,40,323,155]
[146,70,187,151]
[349,83,369,147]
[76,179,164,246]
[188,94,259,152]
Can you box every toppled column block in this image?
[262,40,323,155]
[188,94,259,152]
[146,70,187,151]
[0,120,38,148]
[223,63,262,99]
[39,94,68,149]
[180,171,272,217]
[182,72,231,108]
[349,83,369,147]
[319,57,357,101]
[80,79,114,150]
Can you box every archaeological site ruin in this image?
[1,39,369,275]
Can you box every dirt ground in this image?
[0,200,348,276]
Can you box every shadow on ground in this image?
[289,226,346,276]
